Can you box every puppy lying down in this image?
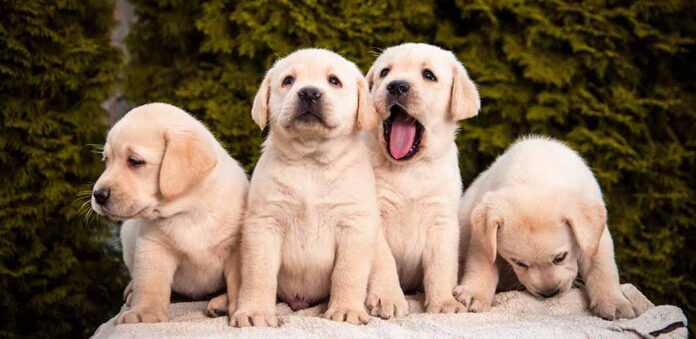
[91,103,248,323]
[226,49,404,327]
[455,136,640,320]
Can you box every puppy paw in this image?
[426,296,467,314]
[324,305,370,325]
[205,294,229,317]
[117,306,168,324]
[230,310,279,328]
[366,292,409,319]
[453,285,492,313]
[591,293,639,320]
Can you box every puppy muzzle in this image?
[293,86,326,125]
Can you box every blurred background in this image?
[1,0,694,337]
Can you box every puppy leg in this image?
[366,230,408,319]
[422,216,465,313]
[454,218,498,313]
[230,217,282,328]
[206,249,241,317]
[454,253,499,312]
[324,220,373,325]
[117,240,176,324]
[582,229,639,319]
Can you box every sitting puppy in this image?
[454,136,639,320]
[91,103,248,323]
[230,49,403,327]
[363,43,480,313]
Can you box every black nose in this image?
[539,288,560,298]
[387,80,410,96]
[298,86,321,103]
[93,188,111,206]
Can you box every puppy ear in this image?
[356,76,378,130]
[470,192,503,263]
[563,194,607,257]
[251,71,272,129]
[159,129,218,199]
[365,64,375,91]
[449,59,481,121]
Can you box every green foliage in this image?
[0,0,126,337]
[125,0,695,330]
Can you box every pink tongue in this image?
[389,113,417,160]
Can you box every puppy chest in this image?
[378,194,450,271]
[281,219,336,270]
[277,221,336,300]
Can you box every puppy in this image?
[230,49,404,327]
[364,43,480,313]
[454,136,640,320]
[91,103,248,323]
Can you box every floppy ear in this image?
[470,192,503,264]
[251,71,272,129]
[563,195,607,257]
[159,129,218,199]
[365,64,376,91]
[449,59,481,121]
[356,76,378,130]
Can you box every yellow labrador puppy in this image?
[455,136,640,320]
[230,49,404,327]
[91,103,248,323]
[364,43,480,313]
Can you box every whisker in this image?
[369,46,384,55]
[85,144,105,155]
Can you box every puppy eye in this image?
[282,76,294,87]
[379,68,390,78]
[553,252,568,265]
[422,69,437,81]
[328,75,342,87]
[514,260,528,269]
[127,156,145,168]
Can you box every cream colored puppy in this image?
[230,49,404,327]
[91,103,248,323]
[364,43,480,313]
[455,136,640,320]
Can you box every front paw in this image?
[591,293,639,320]
[426,296,467,314]
[230,309,279,327]
[206,294,230,317]
[117,306,168,324]
[453,284,492,313]
[324,305,370,325]
[366,291,409,319]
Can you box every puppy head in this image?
[470,187,606,299]
[91,103,218,221]
[251,49,376,140]
[366,43,480,162]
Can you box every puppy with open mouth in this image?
[91,103,249,323]
[227,49,404,327]
[364,43,481,313]
[454,136,641,320]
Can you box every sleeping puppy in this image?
[91,103,248,323]
[364,43,480,313]
[454,136,640,320]
[230,48,404,327]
